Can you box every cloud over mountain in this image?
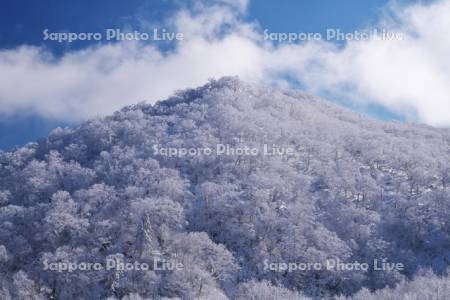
[0,0,449,125]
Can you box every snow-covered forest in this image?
[1,77,449,299]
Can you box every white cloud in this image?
[0,0,449,126]
[296,0,450,126]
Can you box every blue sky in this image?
[0,0,447,149]
[1,1,392,53]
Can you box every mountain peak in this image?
[1,79,450,299]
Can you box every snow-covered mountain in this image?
[1,77,450,299]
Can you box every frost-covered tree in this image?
[1,77,450,298]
